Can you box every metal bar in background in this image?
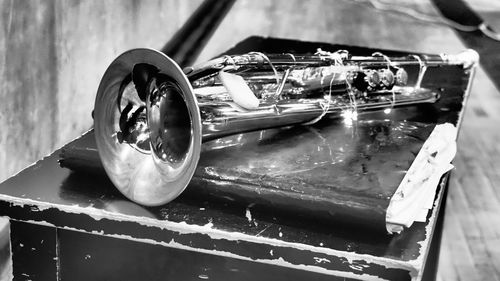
[161,0,236,67]
[432,0,500,92]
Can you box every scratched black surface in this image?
[57,228,378,281]
[10,221,58,280]
[0,37,471,267]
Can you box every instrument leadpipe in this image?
[93,48,478,206]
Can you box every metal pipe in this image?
[161,0,236,67]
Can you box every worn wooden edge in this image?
[0,188,418,280]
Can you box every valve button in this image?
[379,69,394,87]
[395,68,408,86]
[364,70,380,88]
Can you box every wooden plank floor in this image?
[437,66,500,281]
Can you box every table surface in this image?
[0,37,475,281]
[0,145,446,281]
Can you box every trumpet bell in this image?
[94,48,202,206]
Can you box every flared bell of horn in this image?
[94,48,202,206]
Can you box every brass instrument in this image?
[93,47,478,206]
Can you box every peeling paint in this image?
[409,176,448,280]
[313,257,331,264]
[348,260,372,272]
[0,194,418,275]
[13,218,401,281]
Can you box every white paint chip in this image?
[245,208,252,223]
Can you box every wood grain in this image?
[438,66,500,281]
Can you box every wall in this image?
[0,0,202,181]
[0,0,464,182]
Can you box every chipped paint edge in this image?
[12,218,399,281]
[0,193,417,277]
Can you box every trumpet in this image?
[93,47,478,206]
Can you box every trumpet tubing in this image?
[94,47,478,206]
